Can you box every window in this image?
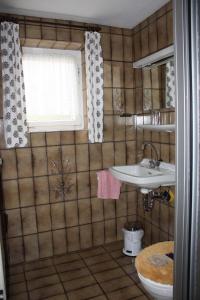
[22,47,84,132]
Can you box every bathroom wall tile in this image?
[111,34,123,61]
[92,222,105,246]
[80,224,92,249]
[24,234,39,262]
[135,88,143,114]
[21,207,37,235]
[101,33,111,60]
[75,130,88,144]
[104,116,114,142]
[32,147,48,177]
[141,27,149,57]
[78,198,91,225]
[52,229,67,255]
[167,10,173,45]
[104,61,112,88]
[105,219,116,243]
[49,175,63,203]
[38,232,53,258]
[127,191,137,215]
[65,201,79,227]
[124,36,133,62]
[36,205,51,232]
[90,171,98,198]
[30,133,46,147]
[19,178,34,207]
[76,144,89,172]
[16,148,32,177]
[124,63,134,88]
[67,227,80,252]
[46,132,61,146]
[77,172,90,199]
[91,198,104,222]
[104,88,113,115]
[114,116,125,141]
[8,237,24,265]
[47,146,62,175]
[112,62,124,88]
[34,176,49,205]
[116,193,127,217]
[104,199,116,220]
[1,149,17,180]
[60,131,75,145]
[114,142,126,165]
[157,15,167,50]
[7,209,22,238]
[133,32,141,61]
[113,88,124,114]
[63,173,77,201]
[160,204,169,233]
[126,141,137,164]
[62,145,76,173]
[148,22,158,54]
[117,216,127,240]
[160,144,170,162]
[51,203,65,230]
[3,180,19,209]
[89,144,102,170]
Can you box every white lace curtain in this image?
[1,22,28,148]
[166,60,175,108]
[85,31,104,143]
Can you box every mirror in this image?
[143,59,175,111]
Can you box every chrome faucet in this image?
[142,142,160,169]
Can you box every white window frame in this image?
[22,47,84,132]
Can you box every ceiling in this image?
[0,0,169,29]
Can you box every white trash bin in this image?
[122,222,144,257]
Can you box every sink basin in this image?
[109,159,175,190]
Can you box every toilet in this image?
[135,241,174,300]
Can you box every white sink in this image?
[109,159,175,190]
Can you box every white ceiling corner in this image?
[0,0,169,29]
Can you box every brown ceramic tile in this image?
[53,229,67,255]
[8,237,24,265]
[133,32,141,61]
[78,198,91,225]
[25,265,56,280]
[19,178,34,207]
[60,131,75,144]
[77,172,90,199]
[111,34,123,61]
[34,176,49,204]
[92,222,105,246]
[63,274,95,292]
[94,267,125,283]
[47,146,62,175]
[67,284,102,300]
[21,207,37,235]
[27,274,60,291]
[104,116,114,141]
[46,132,61,146]
[36,204,51,232]
[124,36,133,62]
[105,219,116,244]
[65,201,79,227]
[24,234,39,262]
[100,275,133,293]
[3,180,19,209]
[9,281,27,295]
[101,33,111,60]
[51,202,65,230]
[32,147,48,176]
[29,283,64,300]
[107,284,142,300]
[38,231,53,258]
[91,198,104,222]
[1,149,17,179]
[49,175,63,203]
[104,88,113,115]
[157,15,167,50]
[112,62,124,88]
[76,144,89,172]
[67,227,80,252]
[104,61,112,88]
[141,27,149,57]
[89,144,102,170]
[30,133,46,147]
[7,209,22,237]
[80,224,92,249]
[102,142,114,168]
[90,171,98,198]
[16,148,32,178]
[63,173,77,201]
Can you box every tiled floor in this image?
[8,241,151,300]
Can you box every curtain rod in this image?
[0,16,101,32]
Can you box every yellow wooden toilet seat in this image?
[135,241,174,285]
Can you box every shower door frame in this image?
[174,0,200,299]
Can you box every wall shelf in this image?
[137,124,175,132]
[133,45,174,68]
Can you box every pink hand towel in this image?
[97,170,121,199]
